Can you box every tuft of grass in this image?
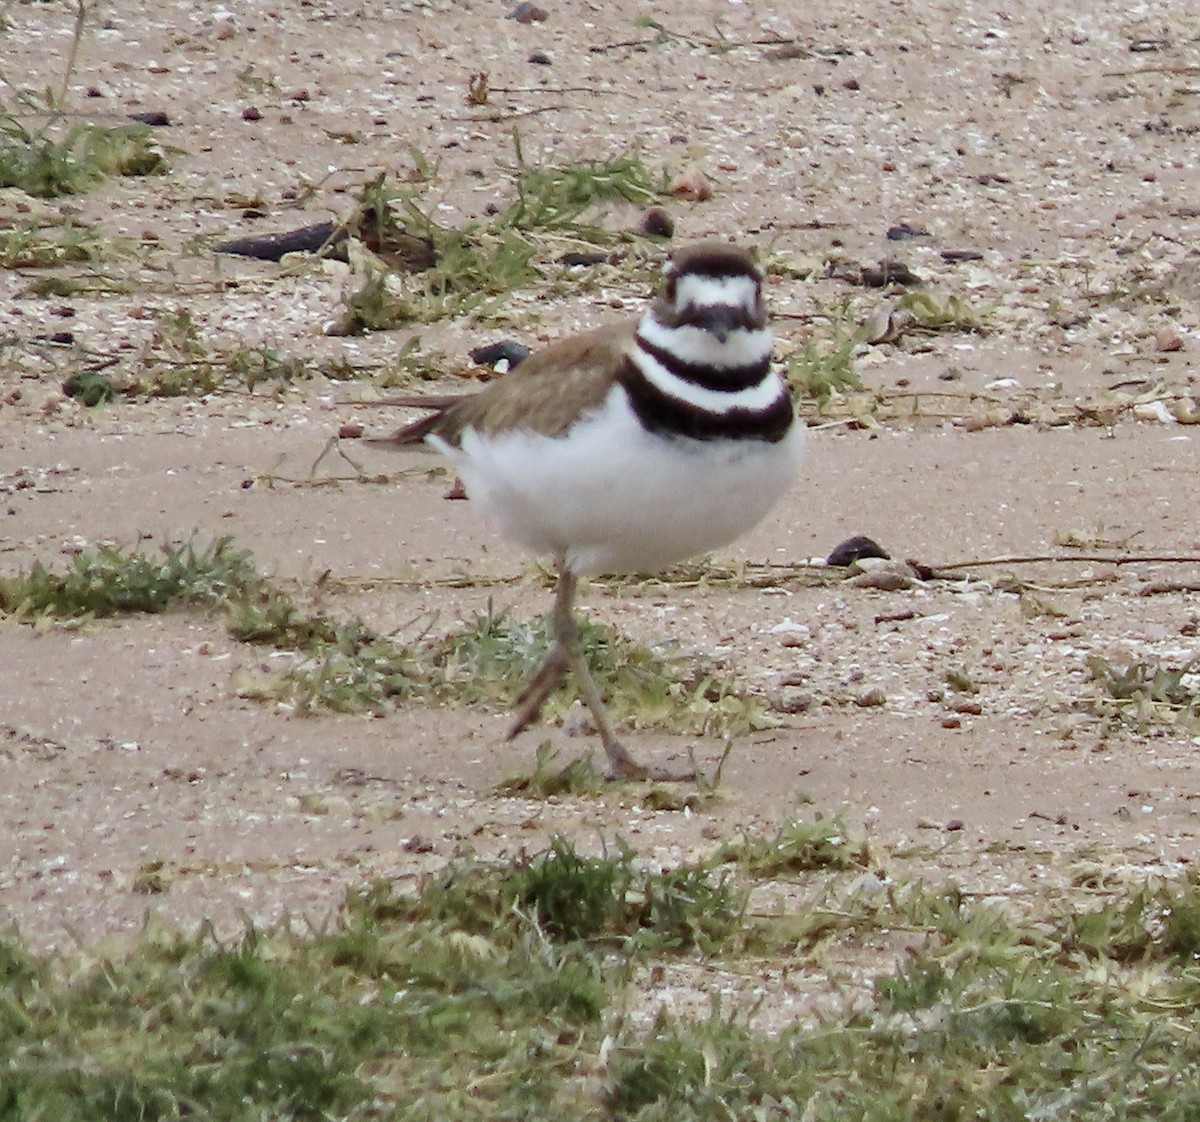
[375,334,447,386]
[130,310,289,397]
[1067,879,1200,963]
[945,667,979,694]
[0,889,605,1121]
[500,143,667,232]
[330,143,667,329]
[228,586,422,714]
[59,311,313,402]
[495,740,605,797]
[0,219,125,269]
[0,540,422,715]
[431,609,769,737]
[716,811,871,876]
[783,337,862,403]
[1086,654,1200,728]
[0,116,167,198]
[895,288,992,333]
[0,538,258,619]
[1088,654,1200,706]
[328,180,540,330]
[404,837,744,954]
[272,631,421,714]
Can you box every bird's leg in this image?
[506,555,573,741]
[507,646,569,739]
[551,566,647,781]
[507,560,647,780]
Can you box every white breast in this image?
[431,386,804,576]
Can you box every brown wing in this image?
[372,320,637,447]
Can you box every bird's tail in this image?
[362,394,466,447]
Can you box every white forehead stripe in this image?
[632,344,786,415]
[673,272,760,310]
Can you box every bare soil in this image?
[3,0,1200,958]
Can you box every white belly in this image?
[433,388,804,576]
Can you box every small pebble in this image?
[668,168,712,201]
[242,106,262,121]
[855,688,887,708]
[886,222,930,241]
[508,2,548,22]
[638,206,674,238]
[847,561,917,591]
[338,423,364,439]
[1156,326,1184,352]
[768,689,813,714]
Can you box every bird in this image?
[375,241,804,779]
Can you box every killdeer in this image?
[379,241,803,778]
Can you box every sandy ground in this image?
[3,0,1200,958]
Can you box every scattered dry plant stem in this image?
[1140,580,1200,596]
[932,552,1200,573]
[453,105,568,124]
[489,85,635,97]
[58,0,91,107]
[1103,64,1200,77]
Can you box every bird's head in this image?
[654,242,767,344]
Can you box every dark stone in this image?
[826,535,891,567]
[470,340,532,369]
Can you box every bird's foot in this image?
[506,644,570,741]
[600,738,696,784]
[603,744,648,782]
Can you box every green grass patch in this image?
[0,542,762,731]
[895,288,992,333]
[1086,653,1200,730]
[0,839,745,1119]
[495,740,607,798]
[716,811,871,876]
[0,538,258,619]
[0,219,126,269]
[0,116,168,198]
[6,843,1200,1118]
[0,862,606,1119]
[432,609,771,737]
[330,144,667,329]
[405,838,744,955]
[234,604,422,715]
[783,337,862,403]
[60,310,315,403]
[502,142,667,231]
